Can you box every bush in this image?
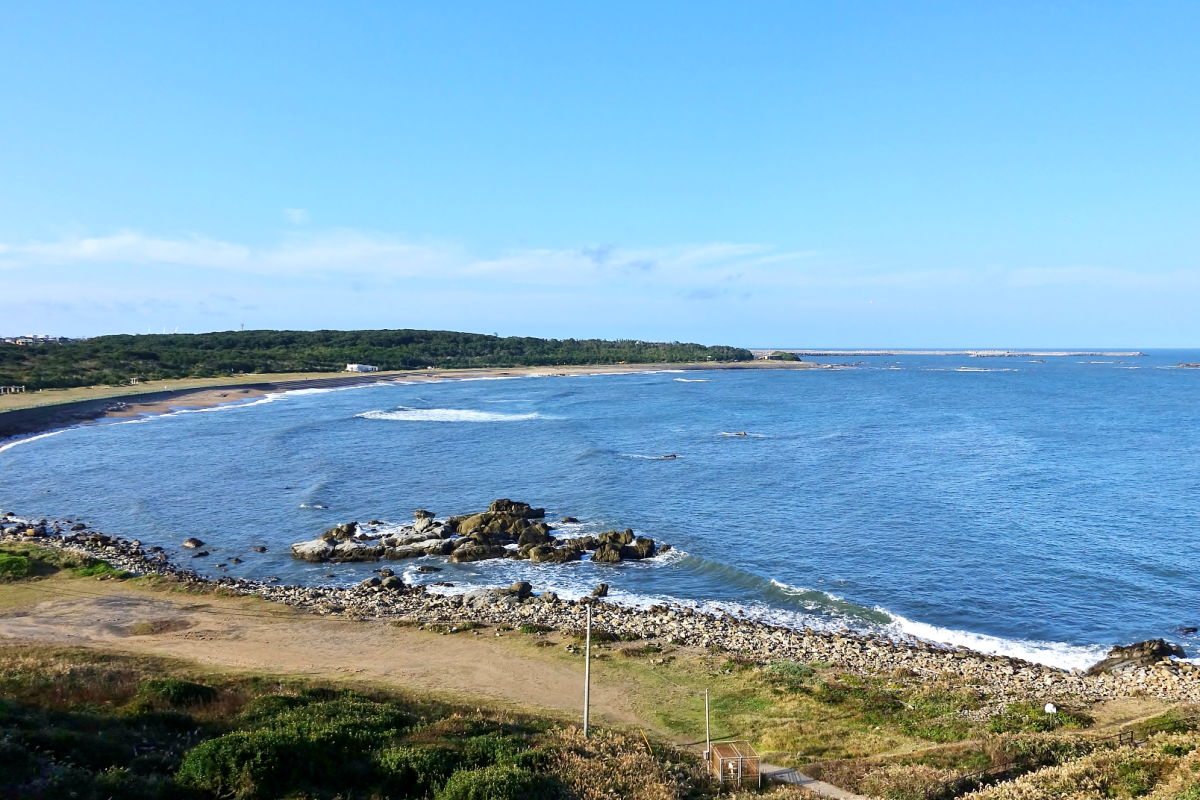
[462,733,525,767]
[138,678,217,707]
[0,552,33,580]
[376,745,461,797]
[435,764,558,800]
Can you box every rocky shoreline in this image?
[4,511,1200,706]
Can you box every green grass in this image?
[0,543,130,581]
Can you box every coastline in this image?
[3,516,1199,707]
[0,359,820,441]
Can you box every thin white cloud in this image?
[283,208,310,225]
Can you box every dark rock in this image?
[191,550,210,558]
[1177,626,1198,636]
[518,526,552,547]
[319,522,359,542]
[621,537,657,560]
[560,516,580,523]
[448,544,507,563]
[591,583,609,598]
[230,557,243,563]
[380,576,404,591]
[251,545,268,553]
[506,581,533,599]
[378,568,395,577]
[359,576,382,588]
[414,509,435,520]
[591,543,623,564]
[182,537,205,549]
[597,529,635,546]
[70,522,87,531]
[1086,638,1187,675]
[416,565,441,573]
[488,499,546,519]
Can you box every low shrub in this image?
[376,745,461,797]
[0,552,33,580]
[435,764,559,800]
[138,678,218,707]
[987,702,1090,734]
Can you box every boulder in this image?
[518,526,553,547]
[413,509,436,520]
[560,516,580,523]
[621,537,657,560]
[591,543,624,564]
[488,499,546,519]
[506,581,533,599]
[331,541,384,562]
[251,545,268,553]
[597,529,635,546]
[1086,639,1187,675]
[182,537,205,549]
[416,565,441,573]
[380,576,404,591]
[448,544,507,563]
[413,515,436,534]
[319,522,360,542]
[291,539,334,562]
[70,522,87,531]
[591,583,609,598]
[359,576,382,589]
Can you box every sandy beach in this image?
[0,360,820,440]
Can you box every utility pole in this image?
[704,688,711,766]
[583,604,592,737]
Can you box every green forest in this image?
[0,329,753,389]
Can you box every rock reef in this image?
[288,499,664,567]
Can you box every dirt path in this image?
[0,582,646,728]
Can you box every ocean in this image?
[3,350,1198,671]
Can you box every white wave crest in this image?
[356,407,545,423]
[883,611,1110,672]
[0,428,72,454]
[673,378,710,382]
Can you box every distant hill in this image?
[0,329,753,389]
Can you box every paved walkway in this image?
[760,762,869,799]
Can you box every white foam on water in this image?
[356,407,546,423]
[0,428,72,453]
[673,378,710,382]
[882,610,1110,672]
[618,453,681,460]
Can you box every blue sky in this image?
[1,1,1197,347]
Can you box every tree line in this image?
[0,329,753,389]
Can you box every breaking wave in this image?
[356,407,546,423]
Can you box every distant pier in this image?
[751,349,1146,358]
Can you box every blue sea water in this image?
[3,351,1199,671]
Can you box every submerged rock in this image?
[182,537,205,549]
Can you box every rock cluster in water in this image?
[4,509,1200,707]
[288,499,664,566]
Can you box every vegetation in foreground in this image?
[0,328,753,389]
[3,543,1195,799]
[0,645,722,800]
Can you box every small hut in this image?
[708,741,760,789]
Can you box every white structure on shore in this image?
[345,363,380,372]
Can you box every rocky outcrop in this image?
[1086,639,1187,675]
[282,500,665,568]
[182,537,205,549]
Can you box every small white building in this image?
[345,363,380,373]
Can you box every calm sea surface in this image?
[3,351,1198,670]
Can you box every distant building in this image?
[345,363,380,372]
[2,333,74,346]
